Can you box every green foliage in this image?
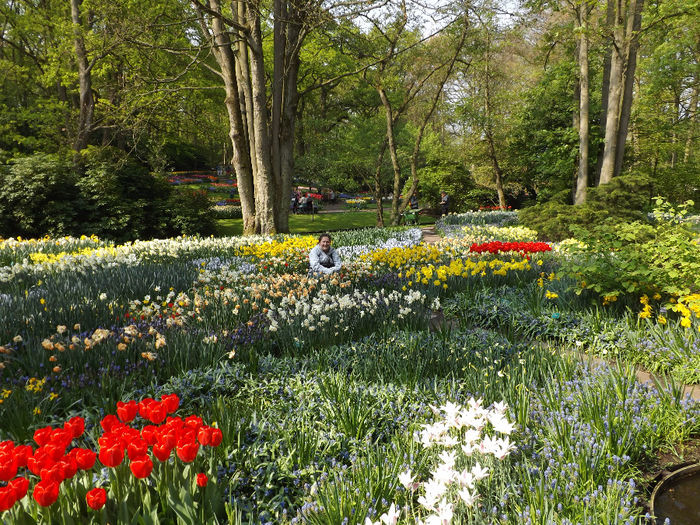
[560,199,700,299]
[0,152,82,238]
[168,189,217,236]
[417,162,474,212]
[160,139,213,171]
[78,146,172,241]
[519,173,653,241]
[0,147,219,240]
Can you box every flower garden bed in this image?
[1,211,698,523]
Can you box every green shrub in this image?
[77,146,172,241]
[519,173,653,241]
[560,199,700,299]
[168,189,217,236]
[0,151,83,238]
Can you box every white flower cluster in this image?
[336,228,422,261]
[0,235,271,283]
[265,288,428,334]
[367,399,515,525]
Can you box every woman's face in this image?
[319,237,331,252]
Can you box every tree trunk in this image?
[613,0,644,179]
[373,141,388,227]
[377,86,403,224]
[574,6,590,205]
[271,0,285,225]
[599,0,643,185]
[276,12,303,233]
[594,0,616,184]
[247,10,277,234]
[208,0,256,234]
[70,0,94,151]
[684,81,698,163]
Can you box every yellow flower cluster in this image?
[400,257,532,289]
[28,245,124,265]
[0,389,11,404]
[638,294,653,319]
[235,236,316,260]
[25,377,46,393]
[360,244,452,270]
[545,290,558,299]
[672,293,700,329]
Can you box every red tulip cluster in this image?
[0,393,221,516]
[0,415,91,510]
[469,241,551,256]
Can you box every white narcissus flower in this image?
[489,412,516,435]
[458,487,477,507]
[398,469,416,490]
[379,503,400,525]
[457,468,475,489]
[471,462,489,481]
[438,450,457,470]
[436,498,454,523]
[364,518,380,525]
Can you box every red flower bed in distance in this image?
[469,241,551,255]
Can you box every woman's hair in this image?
[318,233,331,242]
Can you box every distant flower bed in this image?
[345,198,369,209]
[469,241,551,255]
[479,205,512,210]
[212,205,242,219]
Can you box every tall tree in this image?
[598,0,644,185]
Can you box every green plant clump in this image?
[561,199,700,299]
[519,173,653,241]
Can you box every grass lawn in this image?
[217,210,435,236]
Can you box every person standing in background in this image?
[440,191,449,216]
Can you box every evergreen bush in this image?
[519,173,653,241]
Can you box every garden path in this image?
[420,226,441,244]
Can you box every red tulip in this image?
[53,426,73,446]
[99,444,124,468]
[197,427,212,446]
[27,450,54,476]
[176,441,199,463]
[196,473,208,487]
[100,414,121,433]
[0,485,16,512]
[129,456,153,479]
[127,439,149,460]
[40,463,64,484]
[0,441,14,454]
[33,426,53,446]
[152,442,172,462]
[64,416,85,439]
[141,425,158,445]
[209,428,223,447]
[116,401,138,423]
[57,456,78,480]
[74,448,97,470]
[13,445,33,468]
[184,415,203,432]
[0,452,17,481]
[161,394,180,413]
[158,430,178,449]
[43,443,65,461]
[86,487,107,510]
[8,476,30,500]
[138,398,155,418]
[33,480,60,507]
[147,402,167,424]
